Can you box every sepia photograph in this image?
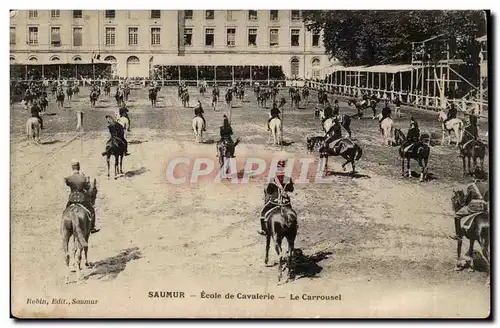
[9,7,491,319]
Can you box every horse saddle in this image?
[68,203,93,222]
[460,212,485,231]
[403,142,417,154]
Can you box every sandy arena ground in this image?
[10,85,490,318]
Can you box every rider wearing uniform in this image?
[333,100,340,116]
[452,177,489,240]
[194,101,207,131]
[403,117,420,152]
[119,107,131,132]
[445,103,458,125]
[64,160,99,234]
[268,102,281,131]
[102,115,130,156]
[31,99,43,129]
[258,159,294,236]
[217,115,235,157]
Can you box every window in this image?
[10,27,15,45]
[227,10,234,21]
[205,28,214,46]
[248,10,257,21]
[51,27,61,46]
[105,10,115,19]
[28,10,37,19]
[150,10,161,19]
[151,27,161,45]
[28,26,38,45]
[291,29,300,47]
[73,27,82,46]
[184,10,193,19]
[269,29,279,47]
[51,10,60,18]
[184,28,192,46]
[205,10,214,20]
[312,58,321,78]
[291,10,301,21]
[105,27,115,45]
[128,27,138,46]
[291,57,299,77]
[73,10,82,18]
[227,28,236,47]
[270,10,278,21]
[312,32,320,47]
[248,28,257,46]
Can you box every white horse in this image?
[192,116,204,143]
[438,110,463,147]
[378,114,394,146]
[268,117,282,145]
[26,117,41,144]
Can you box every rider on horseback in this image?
[452,175,489,240]
[258,159,294,236]
[403,117,420,152]
[31,99,43,130]
[102,115,130,156]
[268,102,281,131]
[119,107,131,132]
[194,101,207,131]
[380,106,392,125]
[333,99,340,116]
[445,103,458,125]
[217,115,235,157]
[464,114,479,140]
[64,160,99,234]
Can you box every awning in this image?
[326,64,414,74]
[153,54,289,67]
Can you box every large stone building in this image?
[10,9,333,80]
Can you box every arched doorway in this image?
[104,55,118,77]
[290,57,299,78]
[126,56,141,78]
[311,57,321,79]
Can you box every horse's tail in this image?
[355,144,363,161]
[233,139,240,148]
[282,207,298,229]
[71,210,88,249]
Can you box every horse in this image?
[398,136,430,182]
[237,86,244,101]
[225,90,233,109]
[199,84,206,96]
[115,89,125,108]
[348,99,369,119]
[263,188,298,283]
[66,86,74,101]
[319,110,352,138]
[306,135,363,176]
[123,86,130,102]
[268,117,282,146]
[438,110,464,147]
[192,116,204,143]
[149,88,158,108]
[26,117,41,144]
[302,87,309,103]
[258,91,269,108]
[291,92,301,109]
[89,91,99,108]
[56,91,65,109]
[379,117,394,146]
[104,84,111,97]
[181,91,190,108]
[459,125,487,177]
[393,128,406,146]
[72,85,80,98]
[103,136,125,179]
[217,138,240,176]
[61,178,98,283]
[451,189,489,285]
[318,91,328,107]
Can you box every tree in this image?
[302,10,487,67]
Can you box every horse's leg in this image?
[407,157,411,177]
[120,155,124,174]
[473,155,478,172]
[467,239,476,272]
[287,237,295,281]
[75,246,83,281]
[274,236,283,282]
[441,130,445,146]
[265,233,271,266]
[62,224,71,283]
[462,156,467,177]
[467,157,472,176]
[106,155,110,179]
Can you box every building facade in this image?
[10,9,332,80]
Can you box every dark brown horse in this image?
[264,188,298,283]
[217,138,240,176]
[61,178,98,283]
[459,121,487,177]
[451,189,489,285]
[398,136,430,182]
[103,136,125,179]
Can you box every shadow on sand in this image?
[291,249,332,279]
[40,139,62,145]
[203,139,216,144]
[325,171,371,179]
[129,140,148,145]
[125,166,147,178]
[84,247,142,281]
